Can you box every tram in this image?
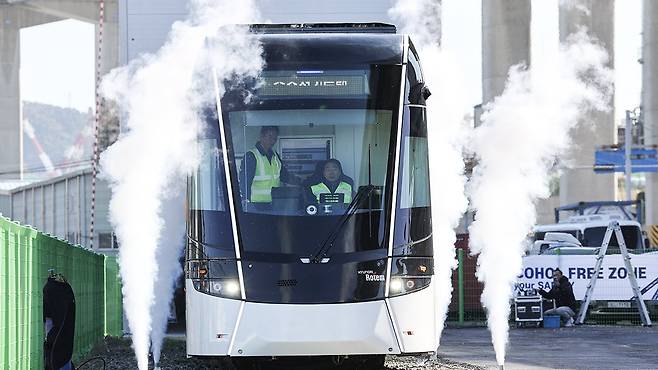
[186,23,435,368]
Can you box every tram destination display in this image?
[258,71,369,97]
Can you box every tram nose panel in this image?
[230,300,401,356]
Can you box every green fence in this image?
[104,257,123,337]
[0,215,123,369]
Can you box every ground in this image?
[438,325,658,370]
[77,326,658,370]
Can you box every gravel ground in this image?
[385,356,483,370]
[76,337,483,370]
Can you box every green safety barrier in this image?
[0,215,123,369]
[104,256,123,338]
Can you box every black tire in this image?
[361,355,386,370]
[231,358,263,370]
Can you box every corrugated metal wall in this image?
[0,169,115,253]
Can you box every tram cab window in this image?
[187,110,235,255]
[227,109,393,216]
[406,42,427,105]
[189,109,228,213]
[398,107,430,209]
[392,106,433,256]
[191,138,227,212]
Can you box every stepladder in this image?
[575,221,652,326]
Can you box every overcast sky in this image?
[19,0,642,126]
[21,19,94,112]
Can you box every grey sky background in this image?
[20,0,641,126]
[21,19,94,112]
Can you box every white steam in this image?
[559,0,591,16]
[148,192,186,364]
[389,0,470,345]
[100,1,263,368]
[467,29,612,366]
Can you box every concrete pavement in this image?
[439,325,658,370]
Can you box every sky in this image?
[19,0,642,126]
[20,19,95,112]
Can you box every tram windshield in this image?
[191,64,402,257]
[230,106,392,216]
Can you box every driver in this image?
[239,126,300,205]
[305,159,354,205]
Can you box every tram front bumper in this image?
[229,299,401,356]
[186,280,402,357]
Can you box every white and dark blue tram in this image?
[186,23,435,368]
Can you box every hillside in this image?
[22,101,93,175]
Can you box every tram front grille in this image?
[277,279,298,287]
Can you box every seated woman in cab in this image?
[304,159,355,205]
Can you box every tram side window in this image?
[399,107,430,209]
[190,139,227,212]
[392,106,432,255]
[406,43,426,105]
[409,42,424,83]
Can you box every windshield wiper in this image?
[309,185,376,263]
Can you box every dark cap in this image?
[260,126,279,135]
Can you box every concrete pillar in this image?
[0,6,23,180]
[97,0,120,149]
[559,0,616,205]
[642,0,658,226]
[1,5,67,180]
[98,1,118,78]
[481,0,531,104]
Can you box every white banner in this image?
[516,252,658,301]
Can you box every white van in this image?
[530,214,646,255]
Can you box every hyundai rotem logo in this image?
[365,274,385,282]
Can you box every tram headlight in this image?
[225,280,240,295]
[206,279,241,297]
[188,258,241,299]
[388,257,434,297]
[390,278,404,293]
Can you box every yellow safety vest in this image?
[249,148,281,203]
[311,181,352,204]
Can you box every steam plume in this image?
[559,0,591,16]
[100,1,263,368]
[390,0,470,345]
[468,26,612,367]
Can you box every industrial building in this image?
[0,168,117,253]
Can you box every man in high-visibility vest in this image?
[239,126,300,205]
[305,159,354,205]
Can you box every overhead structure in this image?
[481,0,531,104]
[0,5,59,180]
[120,0,399,63]
[558,0,615,205]
[0,0,118,180]
[0,5,23,180]
[642,0,658,227]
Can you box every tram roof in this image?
[252,23,405,65]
